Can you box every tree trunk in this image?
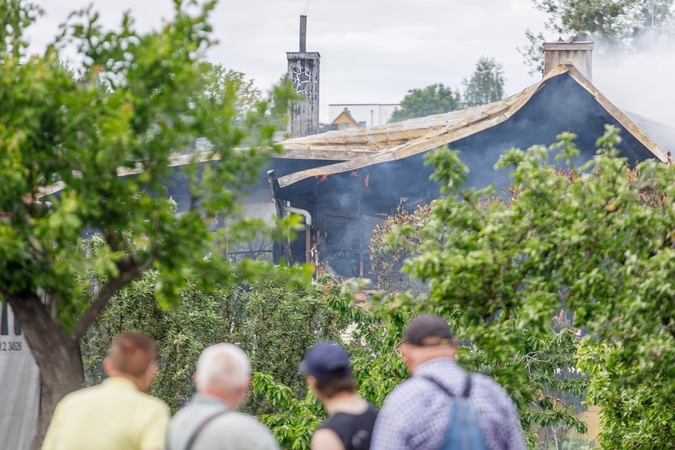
[6,293,84,450]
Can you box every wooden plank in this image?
[543,43,594,51]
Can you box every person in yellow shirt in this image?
[42,332,170,450]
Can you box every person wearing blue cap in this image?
[299,341,377,450]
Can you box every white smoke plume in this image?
[594,22,675,129]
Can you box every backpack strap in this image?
[182,409,232,450]
[421,373,472,399]
[462,374,472,398]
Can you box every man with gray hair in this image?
[166,343,279,450]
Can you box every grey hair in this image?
[195,343,251,393]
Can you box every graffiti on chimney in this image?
[289,60,318,105]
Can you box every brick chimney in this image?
[543,37,593,81]
[287,15,320,138]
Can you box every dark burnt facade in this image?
[270,64,672,282]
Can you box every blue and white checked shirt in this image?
[371,357,526,450]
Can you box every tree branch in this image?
[69,253,155,341]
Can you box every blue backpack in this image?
[422,375,488,450]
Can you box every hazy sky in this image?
[26,0,675,127]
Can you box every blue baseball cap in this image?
[298,341,352,380]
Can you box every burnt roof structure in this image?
[268,61,673,280]
[275,62,668,192]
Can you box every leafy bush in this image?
[404,126,675,448]
[82,270,348,415]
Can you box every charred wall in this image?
[276,72,662,281]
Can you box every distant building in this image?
[330,108,364,130]
[328,103,399,128]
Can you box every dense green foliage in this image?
[371,201,586,447]
[81,269,348,415]
[81,267,238,412]
[237,276,350,415]
[389,84,461,123]
[462,57,506,107]
[252,285,409,450]
[401,126,675,448]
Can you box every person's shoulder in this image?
[56,384,102,407]
[312,427,343,450]
[222,411,272,431]
[381,377,430,408]
[169,402,196,423]
[470,373,507,393]
[213,412,278,447]
[130,389,170,414]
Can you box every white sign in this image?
[0,301,40,450]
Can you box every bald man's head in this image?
[109,332,156,378]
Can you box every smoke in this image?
[593,22,675,129]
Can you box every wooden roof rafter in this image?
[276,63,668,189]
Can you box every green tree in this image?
[81,269,347,415]
[371,199,585,446]
[389,84,461,123]
[236,275,351,414]
[520,0,675,73]
[533,0,674,40]
[251,284,409,450]
[197,62,263,124]
[0,1,300,446]
[402,126,675,448]
[462,57,506,107]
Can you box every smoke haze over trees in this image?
[520,0,675,74]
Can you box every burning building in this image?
[268,38,674,281]
[35,26,675,283]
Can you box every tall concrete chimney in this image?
[287,15,320,138]
[543,38,593,81]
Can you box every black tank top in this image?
[318,404,378,450]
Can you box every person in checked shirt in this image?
[370,315,527,450]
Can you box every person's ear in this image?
[400,343,412,361]
[448,341,459,358]
[306,375,318,388]
[147,360,158,380]
[103,357,113,376]
[236,378,250,407]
